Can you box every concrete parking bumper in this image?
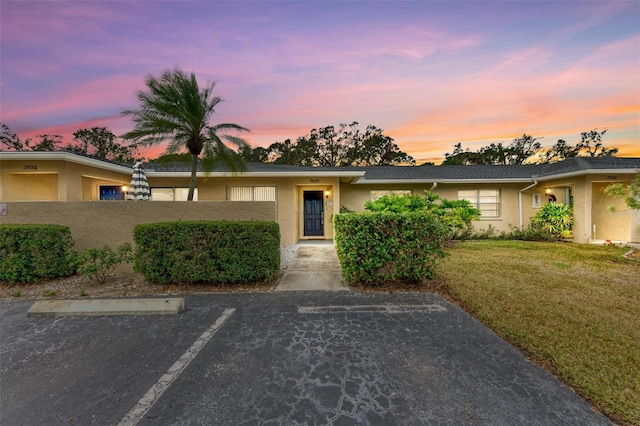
[27,298,185,317]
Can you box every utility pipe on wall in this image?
[519,180,539,229]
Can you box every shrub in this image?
[365,192,480,239]
[530,203,573,239]
[334,211,449,285]
[77,243,134,284]
[134,221,280,284]
[365,194,427,213]
[435,198,480,234]
[0,224,77,283]
[456,224,561,242]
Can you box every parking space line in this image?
[298,304,448,314]
[117,308,236,426]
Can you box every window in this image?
[228,186,276,201]
[458,189,501,218]
[370,189,412,201]
[151,188,198,201]
[100,186,125,201]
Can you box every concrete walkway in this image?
[276,242,349,291]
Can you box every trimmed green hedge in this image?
[0,224,77,283]
[334,212,448,285]
[133,221,280,284]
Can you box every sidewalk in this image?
[275,242,349,291]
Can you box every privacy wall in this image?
[0,201,277,272]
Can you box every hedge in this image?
[133,221,280,284]
[0,224,77,283]
[334,211,448,285]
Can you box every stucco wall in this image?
[1,159,131,201]
[340,182,529,233]
[0,201,277,272]
[591,181,632,241]
[2,173,59,201]
[188,175,341,244]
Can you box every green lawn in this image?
[437,240,640,425]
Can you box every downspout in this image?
[430,182,438,192]
[519,179,539,230]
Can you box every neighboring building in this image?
[1,151,638,245]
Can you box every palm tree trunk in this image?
[188,154,198,201]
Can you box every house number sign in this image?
[24,165,37,170]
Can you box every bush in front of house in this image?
[0,224,77,283]
[133,220,280,284]
[334,211,449,285]
[77,243,134,284]
[364,191,480,239]
[530,202,574,239]
[458,224,564,242]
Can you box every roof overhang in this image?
[0,151,132,174]
[536,168,640,181]
[355,178,535,184]
[145,171,366,181]
[3,151,636,183]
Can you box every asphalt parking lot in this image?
[1,292,610,425]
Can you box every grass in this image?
[437,240,640,425]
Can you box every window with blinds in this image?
[151,188,198,201]
[227,186,276,201]
[458,189,501,218]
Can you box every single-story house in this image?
[1,151,638,245]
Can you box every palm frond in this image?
[120,67,249,200]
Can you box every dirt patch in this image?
[351,277,449,294]
[0,273,278,299]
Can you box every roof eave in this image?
[537,168,640,181]
[356,178,535,184]
[0,151,132,174]
[145,171,367,179]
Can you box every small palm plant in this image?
[531,202,574,239]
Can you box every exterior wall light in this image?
[324,189,331,198]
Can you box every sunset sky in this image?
[1,1,638,164]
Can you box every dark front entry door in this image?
[304,191,324,236]
[100,186,125,200]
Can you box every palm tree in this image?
[121,68,249,201]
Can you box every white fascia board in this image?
[537,168,640,181]
[355,178,534,185]
[0,151,132,173]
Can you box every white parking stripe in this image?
[298,304,447,314]
[117,308,235,426]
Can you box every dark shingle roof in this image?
[142,157,640,181]
[536,157,640,176]
[144,161,330,173]
[358,164,540,181]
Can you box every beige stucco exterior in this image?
[523,173,638,243]
[0,154,346,246]
[0,201,276,273]
[341,182,535,233]
[188,175,341,244]
[1,157,131,201]
[1,152,638,246]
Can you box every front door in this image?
[100,186,125,200]
[303,191,324,237]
